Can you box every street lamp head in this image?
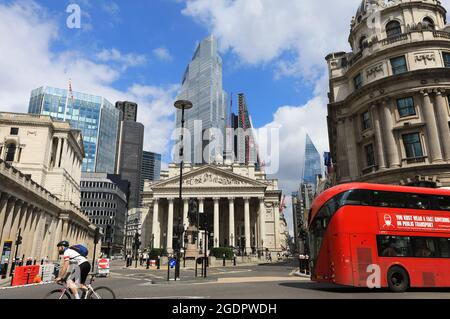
[174,100,193,110]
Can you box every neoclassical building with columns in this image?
[326,0,450,187]
[0,113,97,277]
[142,163,287,256]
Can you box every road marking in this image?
[124,296,207,299]
[0,281,53,290]
[190,276,310,285]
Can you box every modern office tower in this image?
[303,134,322,187]
[326,0,450,186]
[115,101,144,209]
[140,151,161,191]
[116,101,138,122]
[291,184,314,254]
[176,35,227,164]
[28,86,121,173]
[81,173,129,255]
[237,93,259,165]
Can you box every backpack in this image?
[70,245,89,257]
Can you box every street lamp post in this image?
[174,100,193,281]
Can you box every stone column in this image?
[167,198,174,253]
[344,116,359,178]
[152,199,160,248]
[15,203,29,258]
[198,198,204,213]
[381,99,400,168]
[434,89,450,161]
[213,197,220,248]
[370,103,386,169]
[421,90,443,163]
[183,199,189,228]
[228,198,235,247]
[0,193,11,240]
[244,197,251,254]
[258,197,266,250]
[0,198,16,247]
[55,137,62,168]
[274,202,281,252]
[7,200,23,244]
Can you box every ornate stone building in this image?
[0,113,97,276]
[326,0,450,187]
[142,163,287,257]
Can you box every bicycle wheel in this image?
[44,289,72,299]
[88,286,116,299]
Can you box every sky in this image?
[1,0,449,236]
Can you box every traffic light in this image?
[134,232,141,249]
[16,235,22,246]
[94,227,101,244]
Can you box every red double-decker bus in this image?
[308,183,450,292]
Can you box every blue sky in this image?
[33,0,316,129]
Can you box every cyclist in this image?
[55,241,91,299]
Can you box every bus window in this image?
[437,238,450,257]
[373,191,407,208]
[340,189,371,206]
[406,194,431,210]
[377,236,411,257]
[411,237,436,258]
[436,196,450,211]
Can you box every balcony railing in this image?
[404,156,427,164]
[362,165,378,175]
[381,33,409,46]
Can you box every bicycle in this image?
[44,272,116,299]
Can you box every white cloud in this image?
[0,1,176,156]
[96,48,147,70]
[153,47,174,62]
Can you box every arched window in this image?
[422,17,435,30]
[359,36,367,50]
[386,20,402,38]
[5,144,16,162]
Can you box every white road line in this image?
[124,296,207,299]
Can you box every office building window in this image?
[403,133,424,159]
[10,128,19,135]
[391,56,407,75]
[354,73,363,90]
[397,97,416,117]
[5,144,16,162]
[362,111,371,130]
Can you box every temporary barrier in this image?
[97,258,110,276]
[40,264,55,282]
[11,265,40,287]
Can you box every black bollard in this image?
[146,258,150,269]
[223,254,226,267]
[233,257,236,266]
[167,262,170,281]
[157,257,161,270]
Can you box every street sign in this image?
[169,259,177,268]
[40,264,55,282]
[97,258,110,276]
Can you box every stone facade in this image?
[142,163,287,257]
[326,0,450,187]
[0,113,97,276]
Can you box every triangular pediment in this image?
[151,165,267,189]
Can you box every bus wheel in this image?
[387,266,409,293]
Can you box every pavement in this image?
[2,259,450,299]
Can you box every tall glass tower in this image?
[176,35,227,164]
[28,86,120,173]
[303,134,322,187]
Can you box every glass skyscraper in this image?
[176,35,227,164]
[303,134,322,187]
[28,86,120,173]
[140,151,161,191]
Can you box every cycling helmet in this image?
[57,241,69,247]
